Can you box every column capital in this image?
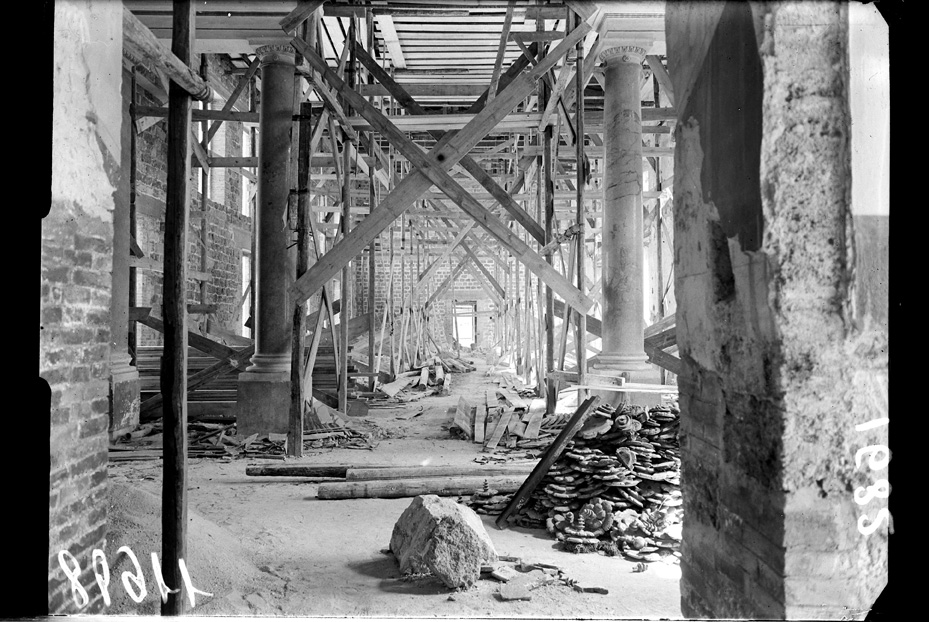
[599,45,647,65]
[256,44,296,66]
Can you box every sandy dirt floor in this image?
[104,358,683,619]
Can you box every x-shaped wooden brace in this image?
[288,17,596,315]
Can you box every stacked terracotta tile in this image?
[468,402,682,562]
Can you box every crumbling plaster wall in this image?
[45,0,123,613]
[668,1,888,619]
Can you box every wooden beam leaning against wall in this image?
[289,22,596,313]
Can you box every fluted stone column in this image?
[591,44,656,403]
[235,44,296,436]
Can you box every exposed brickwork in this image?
[669,2,887,619]
[46,0,122,612]
[131,54,253,346]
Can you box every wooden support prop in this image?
[414,220,477,292]
[646,55,675,106]
[160,1,193,613]
[206,56,260,144]
[354,46,545,245]
[279,0,327,34]
[644,343,683,376]
[495,395,601,529]
[317,475,527,500]
[122,6,212,103]
[487,1,515,104]
[287,24,591,310]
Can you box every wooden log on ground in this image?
[495,395,601,529]
[345,465,535,480]
[317,475,528,500]
[246,464,381,478]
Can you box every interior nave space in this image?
[39,0,897,619]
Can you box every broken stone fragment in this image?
[389,495,498,589]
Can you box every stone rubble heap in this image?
[468,402,682,563]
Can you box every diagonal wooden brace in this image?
[288,23,594,313]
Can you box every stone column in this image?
[591,44,656,403]
[235,44,296,436]
[110,70,141,437]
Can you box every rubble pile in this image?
[467,402,682,563]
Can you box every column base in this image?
[589,354,663,408]
[109,363,140,438]
[235,371,292,438]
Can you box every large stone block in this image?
[389,495,497,589]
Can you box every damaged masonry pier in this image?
[43,0,892,619]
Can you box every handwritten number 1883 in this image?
[853,417,891,536]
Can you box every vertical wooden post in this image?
[366,9,377,390]
[198,55,210,330]
[542,85,556,410]
[161,0,193,614]
[289,96,313,456]
[338,26,355,414]
[128,67,138,366]
[573,10,588,400]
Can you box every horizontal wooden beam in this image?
[122,6,212,102]
[130,255,210,281]
[134,104,258,123]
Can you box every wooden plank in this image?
[139,345,254,421]
[317,475,528,500]
[206,56,260,143]
[496,387,528,410]
[484,409,514,452]
[375,14,406,69]
[523,411,543,439]
[134,105,259,123]
[646,55,675,106]
[353,45,544,244]
[486,1,514,104]
[644,343,683,376]
[287,26,590,308]
[452,396,474,440]
[137,314,237,361]
[129,255,210,281]
[473,402,487,444]
[279,0,327,34]
[494,395,601,529]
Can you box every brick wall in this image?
[45,0,122,613]
[668,2,888,618]
[131,54,253,346]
